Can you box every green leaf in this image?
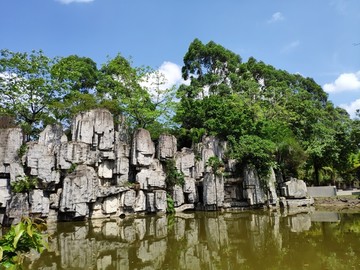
[13,229,25,249]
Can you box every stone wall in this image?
[0,109,312,225]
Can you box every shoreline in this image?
[313,195,360,212]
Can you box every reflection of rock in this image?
[137,239,167,268]
[310,211,340,222]
[288,213,312,232]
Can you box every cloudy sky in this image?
[1,0,359,116]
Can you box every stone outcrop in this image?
[0,109,314,225]
[280,177,308,199]
[243,166,266,205]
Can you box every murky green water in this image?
[26,210,360,270]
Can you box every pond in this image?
[26,210,360,270]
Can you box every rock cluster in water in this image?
[0,109,312,225]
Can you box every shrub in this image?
[164,159,185,188]
[0,217,48,269]
[11,176,38,193]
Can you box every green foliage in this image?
[228,135,276,178]
[16,144,27,159]
[1,42,358,185]
[175,38,357,184]
[164,159,185,188]
[0,217,47,269]
[10,176,37,193]
[67,163,77,174]
[206,157,224,176]
[166,194,175,214]
[0,49,66,140]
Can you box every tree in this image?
[98,54,176,133]
[50,55,99,124]
[181,38,242,97]
[0,49,65,139]
[176,39,356,184]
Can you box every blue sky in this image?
[1,0,360,116]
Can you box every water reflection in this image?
[28,211,360,270]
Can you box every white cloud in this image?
[268,12,285,23]
[323,71,360,93]
[282,40,300,53]
[340,99,360,118]
[140,61,189,102]
[141,61,188,91]
[56,0,94,4]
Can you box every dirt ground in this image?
[314,195,360,211]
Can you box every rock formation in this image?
[0,109,313,225]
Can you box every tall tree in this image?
[0,49,65,139]
[50,55,99,123]
[97,54,176,133]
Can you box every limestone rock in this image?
[6,193,30,224]
[154,190,167,212]
[0,128,23,175]
[136,160,166,190]
[123,190,136,210]
[157,134,177,160]
[60,165,99,217]
[26,143,60,184]
[38,124,63,149]
[134,190,146,212]
[281,178,308,199]
[243,166,266,205]
[29,189,50,216]
[98,160,114,179]
[183,177,197,203]
[0,177,10,207]
[264,167,278,205]
[58,142,97,170]
[49,189,62,209]
[114,130,130,184]
[203,172,224,207]
[193,136,227,179]
[172,185,184,207]
[131,129,155,166]
[72,109,115,150]
[146,193,156,212]
[102,195,119,214]
[175,148,195,177]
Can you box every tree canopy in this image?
[0,40,359,185]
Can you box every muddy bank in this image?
[314,196,360,212]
